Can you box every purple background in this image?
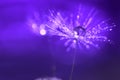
[0,0,120,80]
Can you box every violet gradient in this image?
[0,0,120,80]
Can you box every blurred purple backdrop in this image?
[0,0,120,80]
